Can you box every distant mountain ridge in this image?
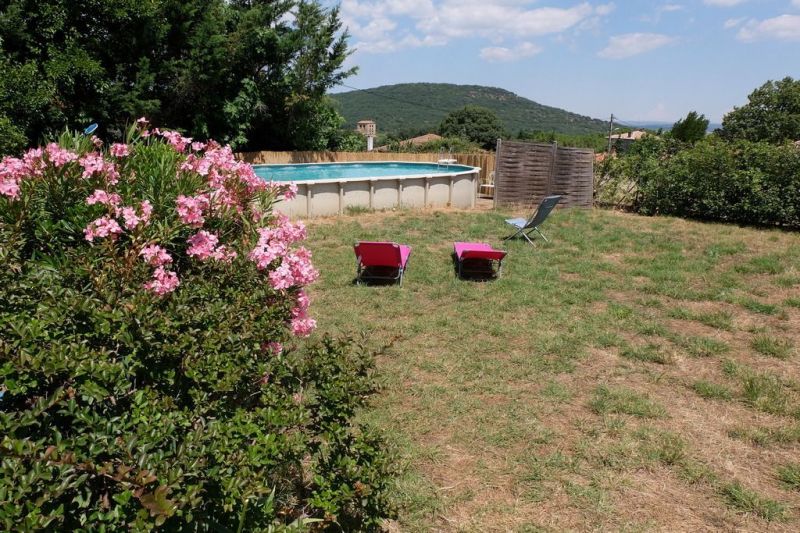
[330,83,609,137]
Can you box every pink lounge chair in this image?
[354,241,412,286]
[453,242,507,279]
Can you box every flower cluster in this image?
[143,266,180,296]
[1,149,49,200]
[109,143,130,158]
[176,194,210,226]
[186,230,237,263]
[3,123,318,336]
[79,153,120,184]
[290,290,316,337]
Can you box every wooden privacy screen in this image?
[493,140,593,209]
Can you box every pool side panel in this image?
[273,170,479,218]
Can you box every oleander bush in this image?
[0,124,394,530]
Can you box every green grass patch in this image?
[728,425,800,447]
[668,307,733,330]
[738,298,779,315]
[734,254,785,275]
[719,482,788,521]
[751,334,794,360]
[784,297,800,308]
[620,343,672,365]
[681,336,729,358]
[302,208,800,530]
[590,385,666,418]
[777,463,800,492]
[692,380,733,400]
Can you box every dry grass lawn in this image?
[304,206,800,531]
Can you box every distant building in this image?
[356,120,376,136]
[375,133,443,152]
[608,130,648,151]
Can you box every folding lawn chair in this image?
[504,195,562,245]
[453,242,507,280]
[353,241,412,286]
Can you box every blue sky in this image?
[324,1,800,124]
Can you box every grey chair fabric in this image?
[504,195,562,245]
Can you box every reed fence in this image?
[235,151,496,185]
[493,140,593,209]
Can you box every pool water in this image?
[253,162,475,182]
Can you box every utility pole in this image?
[606,113,615,154]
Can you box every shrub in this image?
[0,124,394,530]
[632,138,800,228]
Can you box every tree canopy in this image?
[720,77,800,144]
[0,0,355,154]
[438,105,506,150]
[670,111,709,143]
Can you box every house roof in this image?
[609,130,648,141]
[400,133,443,146]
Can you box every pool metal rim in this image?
[252,160,481,185]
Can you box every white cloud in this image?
[598,33,675,59]
[703,0,747,6]
[340,1,614,54]
[737,14,800,41]
[723,17,744,29]
[480,42,542,62]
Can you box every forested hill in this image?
[330,83,609,137]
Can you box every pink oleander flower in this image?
[143,266,180,296]
[84,216,122,242]
[186,230,219,261]
[176,194,209,226]
[161,130,192,152]
[268,261,294,290]
[265,341,283,356]
[211,244,238,263]
[20,148,45,178]
[140,200,153,224]
[0,156,24,199]
[296,289,310,311]
[136,116,148,125]
[44,143,78,168]
[79,153,119,184]
[0,176,20,199]
[91,135,103,148]
[141,130,151,138]
[284,247,319,286]
[191,141,206,152]
[139,244,173,266]
[290,315,316,337]
[109,143,130,158]
[86,189,122,207]
[284,182,298,200]
[118,206,142,230]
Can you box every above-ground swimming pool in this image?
[252,162,481,218]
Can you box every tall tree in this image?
[671,111,709,143]
[720,77,800,144]
[0,0,355,154]
[438,105,506,150]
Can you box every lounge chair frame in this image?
[354,242,411,287]
[453,242,507,280]
[503,195,562,245]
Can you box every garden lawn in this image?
[305,207,800,531]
